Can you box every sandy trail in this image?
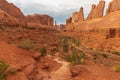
[50,58,72,80]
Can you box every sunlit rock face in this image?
[106,0,120,14]
[71,7,84,23]
[87,0,105,20]
[26,14,54,26]
[0,0,27,26]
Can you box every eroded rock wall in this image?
[26,14,54,26]
[87,0,105,20]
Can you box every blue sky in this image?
[7,0,112,24]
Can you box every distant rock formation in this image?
[72,7,84,23]
[87,0,105,20]
[106,0,120,14]
[0,0,26,26]
[66,17,72,25]
[26,14,54,26]
[66,7,84,25]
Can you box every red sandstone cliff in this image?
[66,7,84,26]
[66,17,72,25]
[71,7,84,23]
[26,14,54,27]
[0,9,18,28]
[87,0,105,20]
[0,0,26,26]
[106,0,120,14]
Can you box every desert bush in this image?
[111,51,120,56]
[61,36,81,53]
[71,38,81,46]
[39,47,47,57]
[101,54,108,58]
[0,61,9,80]
[113,65,120,72]
[64,51,87,65]
[63,43,69,53]
[93,54,98,63]
[60,36,81,47]
[18,40,34,50]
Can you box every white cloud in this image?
[7,0,112,24]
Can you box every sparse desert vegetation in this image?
[113,65,120,72]
[39,47,47,57]
[0,61,9,80]
[18,40,34,50]
[1,0,120,80]
[64,51,87,65]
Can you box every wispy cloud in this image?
[7,0,112,24]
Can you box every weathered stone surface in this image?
[87,4,96,20]
[87,0,105,20]
[72,7,84,23]
[78,7,84,22]
[66,17,72,24]
[26,14,54,26]
[106,0,120,14]
[0,0,26,26]
[70,65,90,77]
[0,9,18,27]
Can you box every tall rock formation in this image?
[106,0,120,14]
[87,4,96,20]
[66,17,72,25]
[0,0,26,26]
[78,7,84,22]
[87,0,105,20]
[71,7,84,23]
[26,14,54,26]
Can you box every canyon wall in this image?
[71,7,84,23]
[0,0,55,28]
[106,0,120,14]
[66,0,120,51]
[26,14,54,27]
[87,0,105,20]
[0,0,26,26]
[0,9,18,28]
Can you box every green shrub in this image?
[111,51,120,56]
[93,54,98,63]
[60,36,80,47]
[101,54,108,58]
[39,47,47,57]
[0,61,9,80]
[71,38,81,46]
[18,40,34,50]
[64,52,87,65]
[63,43,69,53]
[113,65,120,72]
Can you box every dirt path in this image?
[50,57,72,80]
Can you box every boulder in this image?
[70,65,89,77]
